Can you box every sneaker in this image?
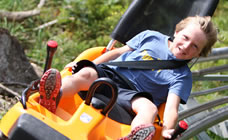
[39,69,61,113]
[118,124,155,140]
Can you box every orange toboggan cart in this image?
[0,0,219,139]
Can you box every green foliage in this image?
[191,0,228,103]
[0,0,129,70]
[57,0,128,42]
[0,18,27,41]
[0,0,37,11]
[36,0,129,69]
[207,130,228,140]
[213,0,228,47]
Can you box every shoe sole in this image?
[131,124,155,140]
[39,69,61,113]
[118,124,155,140]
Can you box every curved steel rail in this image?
[180,106,228,140]
[179,96,228,120]
[190,85,228,97]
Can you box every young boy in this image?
[38,15,217,139]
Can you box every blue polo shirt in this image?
[109,30,192,106]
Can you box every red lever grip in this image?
[47,40,58,48]
[43,40,58,73]
[179,120,188,130]
[165,120,188,140]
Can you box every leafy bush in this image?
[57,0,128,43]
[4,0,130,70]
[191,0,228,96]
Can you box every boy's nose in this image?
[183,42,191,53]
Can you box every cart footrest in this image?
[9,114,70,140]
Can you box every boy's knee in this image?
[75,67,98,81]
[132,97,157,114]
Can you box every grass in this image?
[191,0,228,105]
[206,130,228,140]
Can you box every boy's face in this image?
[169,23,207,60]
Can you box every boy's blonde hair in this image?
[175,16,218,57]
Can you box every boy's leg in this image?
[61,67,99,97]
[39,67,99,113]
[131,97,158,128]
[119,97,157,140]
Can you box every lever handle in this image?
[43,40,58,73]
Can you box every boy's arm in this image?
[162,93,181,139]
[64,45,132,70]
[93,45,133,64]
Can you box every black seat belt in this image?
[102,59,190,91]
[103,60,190,70]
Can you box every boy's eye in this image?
[193,45,198,49]
[183,35,188,40]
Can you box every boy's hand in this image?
[64,62,77,69]
[162,128,175,139]
[64,62,78,74]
